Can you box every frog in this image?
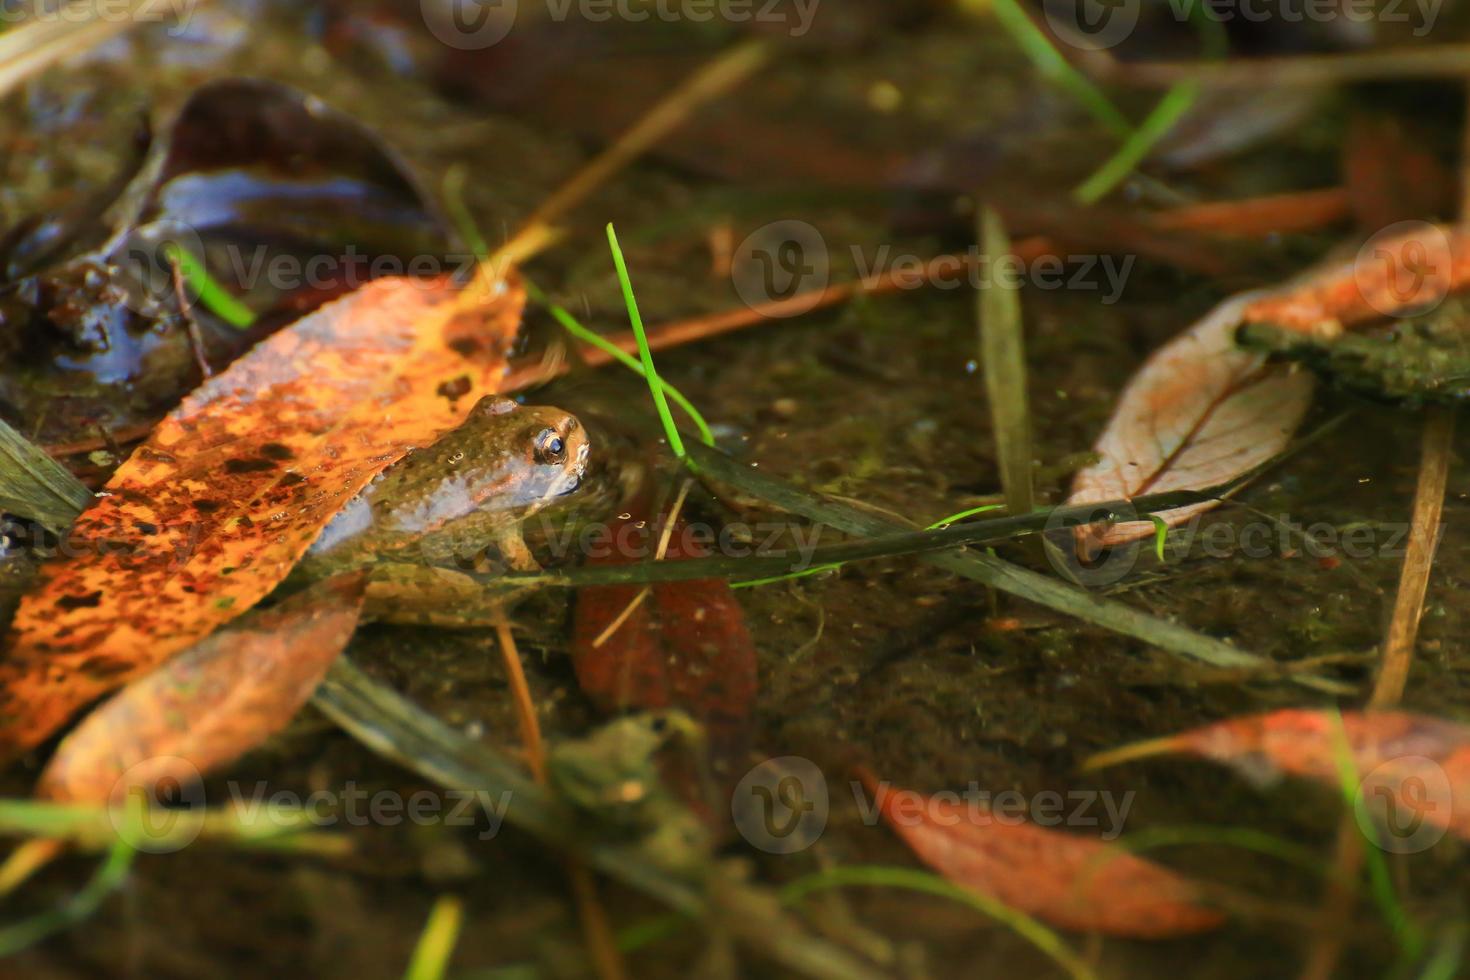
[294,394,590,625]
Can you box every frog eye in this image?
[534,429,566,464]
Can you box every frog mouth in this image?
[558,444,590,495]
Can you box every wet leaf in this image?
[0,77,457,449]
[1242,223,1470,332]
[860,770,1225,938]
[572,511,757,773]
[37,574,366,803]
[1086,709,1470,843]
[1067,290,1315,557]
[0,271,524,759]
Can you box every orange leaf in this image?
[1067,290,1315,557]
[1242,223,1470,331]
[0,273,524,758]
[860,770,1224,938]
[1087,709,1470,844]
[37,573,366,803]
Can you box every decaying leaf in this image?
[1086,709,1470,843]
[0,271,524,759]
[1067,290,1315,556]
[572,511,757,774]
[37,574,366,803]
[860,770,1224,938]
[1242,222,1470,332]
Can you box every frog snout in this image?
[560,441,590,495]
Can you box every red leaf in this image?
[860,769,1225,938]
[572,511,757,765]
[1087,709,1470,843]
[37,574,366,803]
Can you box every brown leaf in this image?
[0,272,524,758]
[1086,709,1470,844]
[1067,290,1315,556]
[860,769,1224,938]
[37,574,366,803]
[571,512,757,770]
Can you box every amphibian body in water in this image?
[302,395,589,582]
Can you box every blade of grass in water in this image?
[1326,709,1424,960]
[1072,0,1228,203]
[163,242,256,329]
[781,866,1096,980]
[502,485,1247,590]
[607,223,687,461]
[0,417,92,533]
[524,280,715,447]
[404,895,464,980]
[442,166,714,447]
[683,440,1350,694]
[977,207,1033,515]
[0,834,133,956]
[985,0,1131,139]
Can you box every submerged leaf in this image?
[0,272,524,758]
[1242,223,1470,332]
[860,770,1224,938]
[1086,709,1470,844]
[37,574,366,803]
[572,511,757,774]
[1067,290,1314,557]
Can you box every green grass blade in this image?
[164,242,256,329]
[0,835,134,956]
[925,504,1003,530]
[0,417,91,533]
[1071,0,1227,204]
[987,0,1131,139]
[524,280,715,447]
[977,207,1034,515]
[780,865,1096,980]
[606,223,686,460]
[404,895,464,980]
